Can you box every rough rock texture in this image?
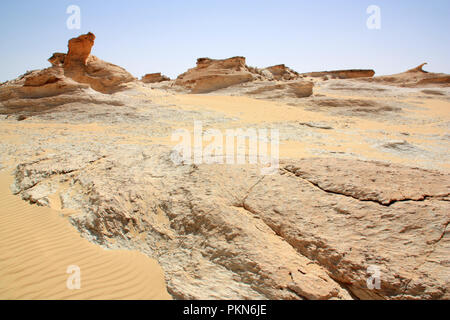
[301,69,375,79]
[175,57,256,93]
[48,53,66,67]
[263,64,300,81]
[142,73,170,83]
[64,32,96,70]
[69,55,135,94]
[2,33,450,301]
[62,33,135,93]
[247,81,314,98]
[0,33,135,115]
[363,63,450,87]
[9,146,449,300]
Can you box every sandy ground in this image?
[0,170,171,299]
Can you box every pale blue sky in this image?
[1,0,449,82]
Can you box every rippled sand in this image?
[0,171,171,300]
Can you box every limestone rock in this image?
[263,64,300,81]
[302,69,375,79]
[64,32,96,70]
[11,149,449,300]
[247,81,314,98]
[175,57,255,93]
[0,32,135,115]
[48,53,66,67]
[142,73,170,83]
[363,63,450,87]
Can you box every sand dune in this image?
[0,171,170,300]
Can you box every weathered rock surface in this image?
[64,32,96,70]
[363,63,450,87]
[263,64,300,81]
[62,33,135,93]
[142,73,170,83]
[247,81,314,98]
[301,69,375,79]
[0,32,135,115]
[10,146,449,300]
[0,67,123,117]
[175,57,256,93]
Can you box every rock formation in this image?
[363,63,450,87]
[0,32,135,115]
[142,73,170,83]
[62,32,135,93]
[175,57,256,93]
[1,32,450,301]
[10,147,449,300]
[262,64,300,81]
[64,32,96,70]
[301,69,375,79]
[247,81,314,98]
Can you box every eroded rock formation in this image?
[301,69,375,79]
[363,63,450,87]
[10,148,449,300]
[142,73,170,83]
[0,32,135,116]
[0,33,134,113]
[262,64,300,81]
[62,32,135,93]
[175,57,256,93]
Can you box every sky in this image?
[0,0,449,82]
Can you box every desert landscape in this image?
[0,30,449,300]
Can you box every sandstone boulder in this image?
[64,32,96,70]
[0,32,135,115]
[142,73,170,83]
[62,32,135,93]
[363,63,450,87]
[175,57,256,93]
[11,150,449,300]
[302,69,375,79]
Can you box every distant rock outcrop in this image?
[0,32,135,115]
[64,32,96,70]
[175,57,256,93]
[262,64,300,81]
[142,73,170,83]
[363,63,450,87]
[0,32,136,117]
[301,69,375,79]
[247,81,314,98]
[62,32,135,93]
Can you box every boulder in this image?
[175,57,256,93]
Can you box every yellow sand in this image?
[0,171,171,300]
